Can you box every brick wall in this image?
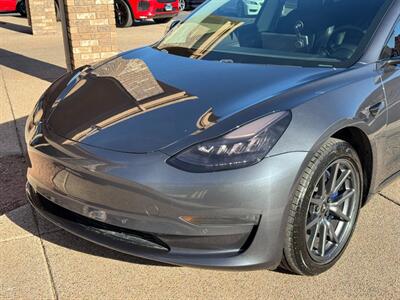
[64,0,118,69]
[28,0,57,35]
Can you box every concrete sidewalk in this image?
[1,15,399,300]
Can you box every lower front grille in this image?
[31,190,170,251]
[157,0,176,3]
[138,0,150,11]
[155,8,178,12]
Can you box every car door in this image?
[380,18,400,180]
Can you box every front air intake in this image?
[138,0,150,11]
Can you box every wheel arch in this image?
[296,121,376,207]
[331,126,373,206]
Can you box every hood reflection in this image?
[48,58,198,144]
[45,46,337,154]
[93,57,165,101]
[196,108,218,130]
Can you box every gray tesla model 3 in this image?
[26,0,400,275]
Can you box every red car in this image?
[114,0,179,27]
[1,0,178,28]
[0,0,26,16]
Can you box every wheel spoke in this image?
[326,219,339,244]
[306,216,320,230]
[318,221,328,257]
[326,163,340,194]
[310,197,323,206]
[320,171,327,196]
[308,219,322,250]
[332,169,351,193]
[329,189,355,207]
[329,207,351,222]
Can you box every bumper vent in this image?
[28,187,169,251]
[138,0,150,11]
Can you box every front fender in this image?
[270,64,387,194]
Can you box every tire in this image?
[114,0,133,28]
[154,18,173,24]
[54,1,61,22]
[282,138,363,275]
[16,0,27,17]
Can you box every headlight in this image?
[167,111,291,172]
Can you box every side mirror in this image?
[166,20,181,33]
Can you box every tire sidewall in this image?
[115,0,133,28]
[17,0,27,17]
[55,1,61,21]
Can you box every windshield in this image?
[155,0,393,68]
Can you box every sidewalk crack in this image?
[31,212,59,300]
[378,193,400,207]
[0,66,24,156]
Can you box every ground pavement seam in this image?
[31,209,59,300]
[0,65,23,156]
[379,192,400,207]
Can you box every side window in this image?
[381,20,400,59]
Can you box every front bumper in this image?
[134,0,179,20]
[26,126,307,269]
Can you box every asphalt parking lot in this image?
[0,14,399,299]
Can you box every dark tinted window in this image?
[156,0,393,68]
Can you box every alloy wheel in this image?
[179,0,186,11]
[21,1,26,16]
[114,0,129,27]
[305,159,360,264]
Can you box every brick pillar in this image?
[27,0,57,35]
[63,0,118,69]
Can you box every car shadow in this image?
[0,19,31,34]
[136,20,157,27]
[0,49,66,82]
[10,205,174,267]
[35,217,175,267]
[120,19,160,28]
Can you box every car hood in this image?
[47,47,340,153]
